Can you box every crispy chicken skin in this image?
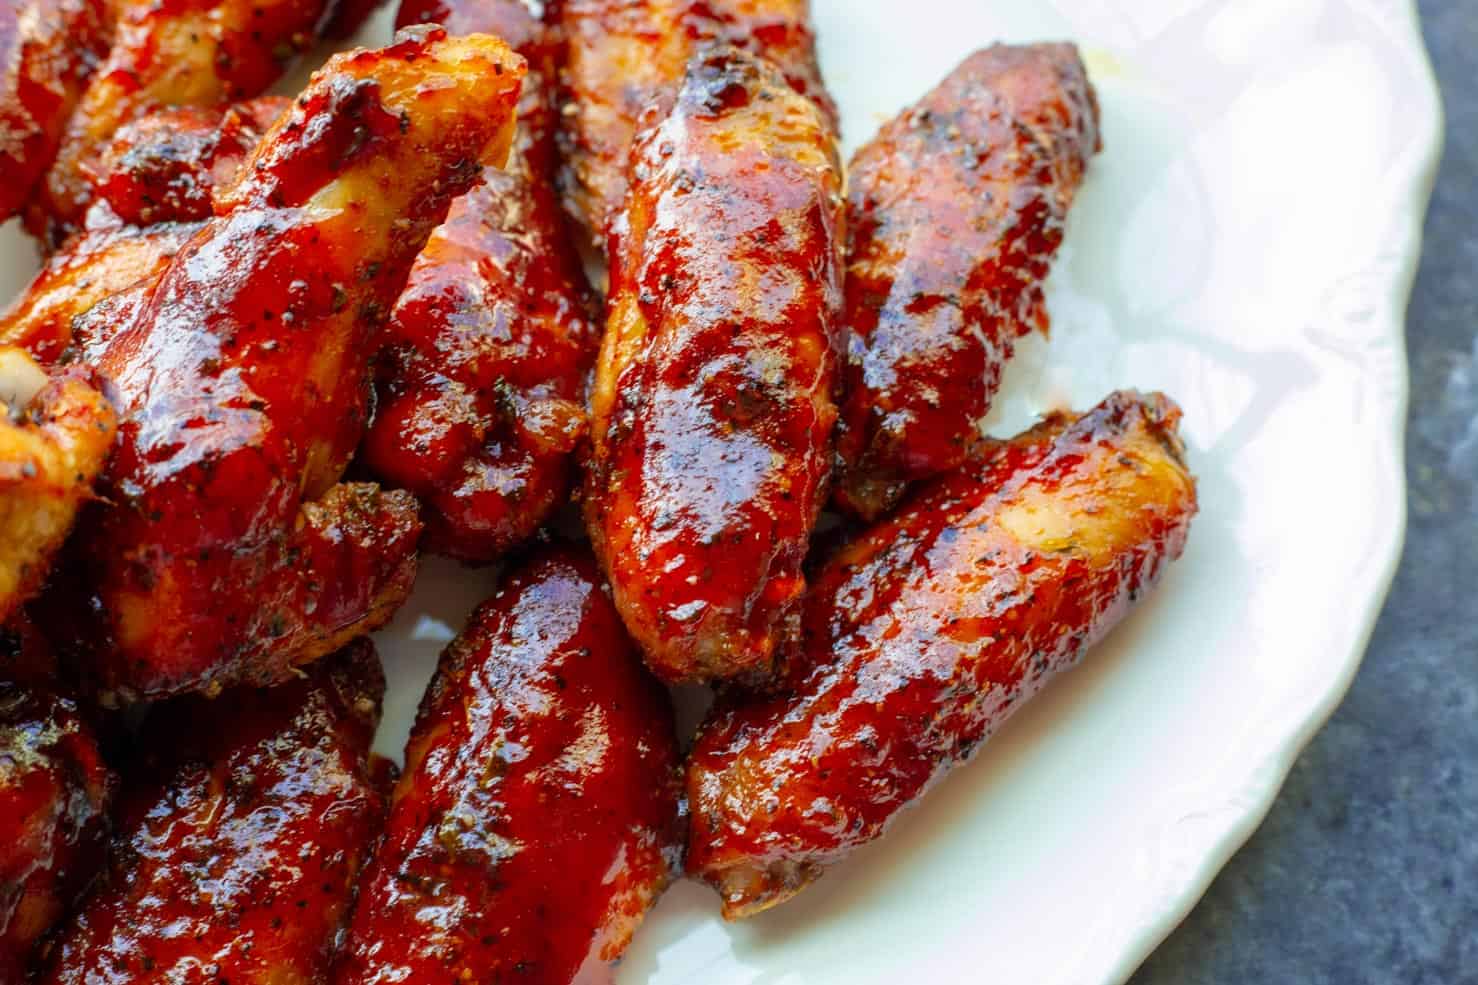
[835,44,1101,521]
[553,0,836,242]
[85,97,289,228]
[0,224,200,365]
[51,29,526,703]
[586,46,844,685]
[364,0,599,561]
[32,0,332,241]
[0,630,114,981]
[332,548,683,984]
[35,640,388,985]
[0,0,110,221]
[687,391,1198,917]
[0,349,116,625]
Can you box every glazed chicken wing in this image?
[35,640,388,985]
[49,29,526,703]
[332,548,683,984]
[0,349,115,625]
[362,0,599,561]
[687,391,1198,917]
[554,0,836,242]
[33,0,333,241]
[0,629,113,981]
[0,0,110,222]
[835,44,1101,521]
[585,46,844,685]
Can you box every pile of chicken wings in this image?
[0,0,1198,980]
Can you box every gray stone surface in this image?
[1131,3,1477,983]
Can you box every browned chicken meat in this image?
[40,29,526,704]
[835,44,1101,521]
[554,0,837,242]
[35,640,388,985]
[586,45,845,685]
[687,391,1198,917]
[363,0,601,562]
[332,548,683,984]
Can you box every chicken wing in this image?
[0,628,114,981]
[687,391,1198,917]
[32,0,332,242]
[586,46,844,685]
[0,349,116,625]
[85,97,289,228]
[35,639,387,985]
[50,29,526,703]
[554,0,836,242]
[363,0,599,561]
[0,0,110,222]
[332,548,683,984]
[835,44,1101,521]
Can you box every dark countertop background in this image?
[1132,2,1476,983]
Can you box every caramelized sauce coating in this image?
[0,0,110,221]
[554,0,836,242]
[687,391,1198,916]
[587,46,844,684]
[0,629,113,980]
[53,29,526,703]
[33,0,333,241]
[0,224,200,366]
[36,640,388,985]
[331,548,683,984]
[364,0,599,561]
[0,349,116,624]
[835,44,1101,521]
[85,97,289,227]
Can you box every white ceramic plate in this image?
[0,1,1442,982]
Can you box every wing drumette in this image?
[48,29,526,703]
[687,391,1198,917]
[33,0,334,241]
[554,0,836,242]
[585,46,844,685]
[35,640,387,985]
[835,44,1101,520]
[332,548,682,984]
[0,349,115,624]
[0,0,110,222]
[363,0,599,561]
[0,625,114,981]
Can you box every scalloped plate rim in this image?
[1099,2,1441,978]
